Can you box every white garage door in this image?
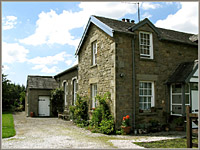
[38,96,50,116]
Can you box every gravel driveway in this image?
[2,112,185,149]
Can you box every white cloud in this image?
[29,51,72,74]
[79,2,137,19]
[155,2,198,34]
[3,16,17,30]
[141,2,162,10]
[32,65,58,74]
[65,60,73,66]
[2,42,29,64]
[72,59,78,66]
[28,51,70,65]
[142,12,152,19]
[19,2,138,47]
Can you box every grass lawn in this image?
[2,112,16,138]
[134,138,198,148]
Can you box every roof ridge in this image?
[157,27,195,35]
[28,75,54,78]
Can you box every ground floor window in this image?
[63,81,67,106]
[139,81,155,111]
[91,84,97,109]
[72,79,77,105]
[171,83,190,115]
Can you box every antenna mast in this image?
[137,2,140,22]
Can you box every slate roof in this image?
[93,15,197,46]
[27,75,58,90]
[54,65,78,78]
[94,16,134,34]
[166,62,196,84]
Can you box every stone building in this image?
[75,16,198,128]
[54,65,78,119]
[25,75,58,117]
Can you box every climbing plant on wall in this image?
[50,88,64,116]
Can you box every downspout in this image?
[132,36,136,128]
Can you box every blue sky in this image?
[2,2,198,86]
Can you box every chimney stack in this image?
[126,19,130,23]
[131,20,135,24]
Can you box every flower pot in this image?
[30,112,34,117]
[121,126,131,134]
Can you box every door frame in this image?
[38,95,50,116]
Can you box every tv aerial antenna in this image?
[124,2,140,22]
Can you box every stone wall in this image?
[78,24,116,117]
[55,68,78,116]
[77,22,198,129]
[133,24,197,125]
[114,32,135,128]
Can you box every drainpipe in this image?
[132,36,136,128]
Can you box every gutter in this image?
[132,36,136,128]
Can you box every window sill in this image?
[139,112,157,116]
[139,57,156,62]
[90,64,97,69]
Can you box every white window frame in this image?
[91,84,97,109]
[170,83,190,116]
[92,41,97,65]
[139,81,155,111]
[139,31,153,59]
[72,79,77,105]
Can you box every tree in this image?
[2,74,26,111]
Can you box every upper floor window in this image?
[92,41,97,65]
[139,81,155,111]
[139,31,153,59]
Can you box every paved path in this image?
[2,112,185,149]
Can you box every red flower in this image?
[123,117,126,120]
[126,115,130,119]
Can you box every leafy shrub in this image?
[69,94,88,127]
[50,88,64,116]
[90,92,115,134]
[15,105,24,112]
[99,115,115,134]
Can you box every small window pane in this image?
[191,83,198,90]
[172,95,182,104]
[144,90,147,95]
[172,84,181,93]
[139,97,143,102]
[148,97,151,102]
[172,105,182,114]
[185,94,190,104]
[185,84,189,93]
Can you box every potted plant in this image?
[121,115,131,134]
[174,117,184,131]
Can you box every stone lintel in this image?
[136,74,158,81]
